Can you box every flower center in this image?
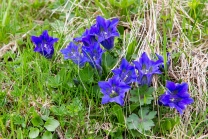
[144,69,149,74]
[110,90,118,98]
[43,44,48,48]
[170,97,181,102]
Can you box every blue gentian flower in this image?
[134,52,162,86]
[93,16,120,50]
[31,30,58,59]
[74,28,97,46]
[60,42,87,67]
[112,58,137,85]
[98,76,131,106]
[156,53,171,71]
[159,81,194,115]
[82,43,104,71]
[138,71,153,86]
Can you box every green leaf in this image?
[126,39,137,60]
[112,105,125,125]
[126,113,139,129]
[67,98,83,117]
[129,103,140,112]
[50,105,68,116]
[29,127,39,138]
[13,115,24,125]
[161,120,172,131]
[130,86,154,105]
[47,75,62,88]
[31,115,44,127]
[109,0,136,8]
[79,66,94,83]
[95,0,109,18]
[44,118,60,131]
[42,131,52,139]
[17,128,23,139]
[126,107,156,132]
[160,116,180,132]
[102,52,117,73]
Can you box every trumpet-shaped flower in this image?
[60,42,87,67]
[82,43,104,71]
[31,30,58,59]
[134,52,162,86]
[93,16,120,50]
[98,76,131,106]
[74,27,97,46]
[159,81,194,115]
[156,53,171,71]
[74,16,119,50]
[112,58,137,85]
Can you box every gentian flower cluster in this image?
[75,16,120,50]
[99,52,193,115]
[30,16,194,115]
[159,81,194,115]
[99,52,167,106]
[31,30,58,59]
[60,16,119,70]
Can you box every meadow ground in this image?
[0,0,208,139]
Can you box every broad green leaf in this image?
[102,52,117,73]
[79,66,94,83]
[29,127,39,138]
[112,105,125,125]
[17,128,23,139]
[42,131,52,139]
[126,39,137,60]
[44,118,60,131]
[31,115,44,127]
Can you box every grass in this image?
[0,0,208,138]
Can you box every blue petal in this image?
[100,37,115,50]
[98,81,111,95]
[166,80,176,92]
[180,98,194,105]
[140,52,151,67]
[177,83,190,98]
[31,36,42,45]
[101,95,111,104]
[109,96,125,106]
[96,16,106,31]
[110,18,119,27]
[159,93,171,105]
[120,58,128,69]
[174,104,184,115]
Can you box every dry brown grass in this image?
[125,0,208,138]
